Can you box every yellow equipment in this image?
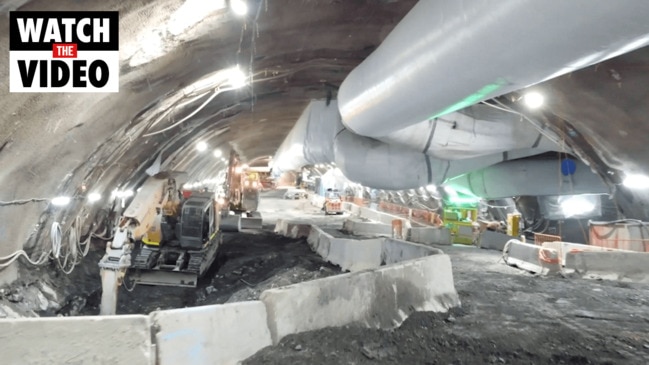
[507,213,521,237]
[444,207,478,245]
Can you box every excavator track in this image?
[129,232,222,287]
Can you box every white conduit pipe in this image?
[338,0,649,138]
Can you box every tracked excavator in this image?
[98,174,223,314]
[219,150,263,231]
[98,151,263,315]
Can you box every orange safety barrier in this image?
[392,219,404,239]
[589,224,649,252]
[538,247,560,264]
[533,232,562,246]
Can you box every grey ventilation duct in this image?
[338,0,649,138]
[444,159,609,199]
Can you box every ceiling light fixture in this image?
[230,0,248,16]
[522,91,544,109]
[623,173,649,189]
[559,195,596,218]
[196,141,208,152]
[51,196,71,207]
[226,65,247,89]
[213,149,222,158]
[87,192,102,203]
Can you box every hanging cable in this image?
[0,198,49,206]
[143,86,238,137]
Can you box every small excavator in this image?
[219,150,263,231]
[98,174,222,314]
[98,151,263,315]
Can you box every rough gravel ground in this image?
[245,245,649,365]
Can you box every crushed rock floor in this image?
[244,245,649,365]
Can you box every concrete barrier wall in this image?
[152,301,272,365]
[307,225,383,271]
[478,231,517,251]
[0,224,461,365]
[564,251,649,283]
[382,238,441,265]
[342,218,393,237]
[343,202,361,215]
[261,253,460,344]
[504,240,560,274]
[274,219,312,238]
[504,240,543,273]
[358,206,412,229]
[541,241,630,266]
[307,225,332,260]
[0,315,153,365]
[328,237,384,271]
[409,226,452,246]
[307,225,441,271]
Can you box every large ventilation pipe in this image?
[274,100,572,190]
[338,0,649,138]
[271,100,341,176]
[444,159,609,199]
[333,129,562,190]
[378,104,561,160]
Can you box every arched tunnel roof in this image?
[1,0,649,286]
[0,0,416,282]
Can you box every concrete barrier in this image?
[478,231,517,251]
[382,238,441,264]
[358,207,412,229]
[307,225,382,271]
[274,219,312,238]
[342,218,393,237]
[307,225,332,259]
[307,225,441,272]
[260,253,460,344]
[152,301,272,365]
[328,237,383,272]
[541,241,630,266]
[342,202,361,215]
[409,226,452,246]
[0,315,153,365]
[0,222,460,365]
[564,251,649,283]
[504,239,560,274]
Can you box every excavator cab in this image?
[179,194,216,249]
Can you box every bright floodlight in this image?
[51,196,71,206]
[87,192,102,203]
[560,195,595,218]
[230,0,248,16]
[213,149,223,158]
[226,65,247,89]
[623,173,649,189]
[523,91,544,109]
[196,141,208,152]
